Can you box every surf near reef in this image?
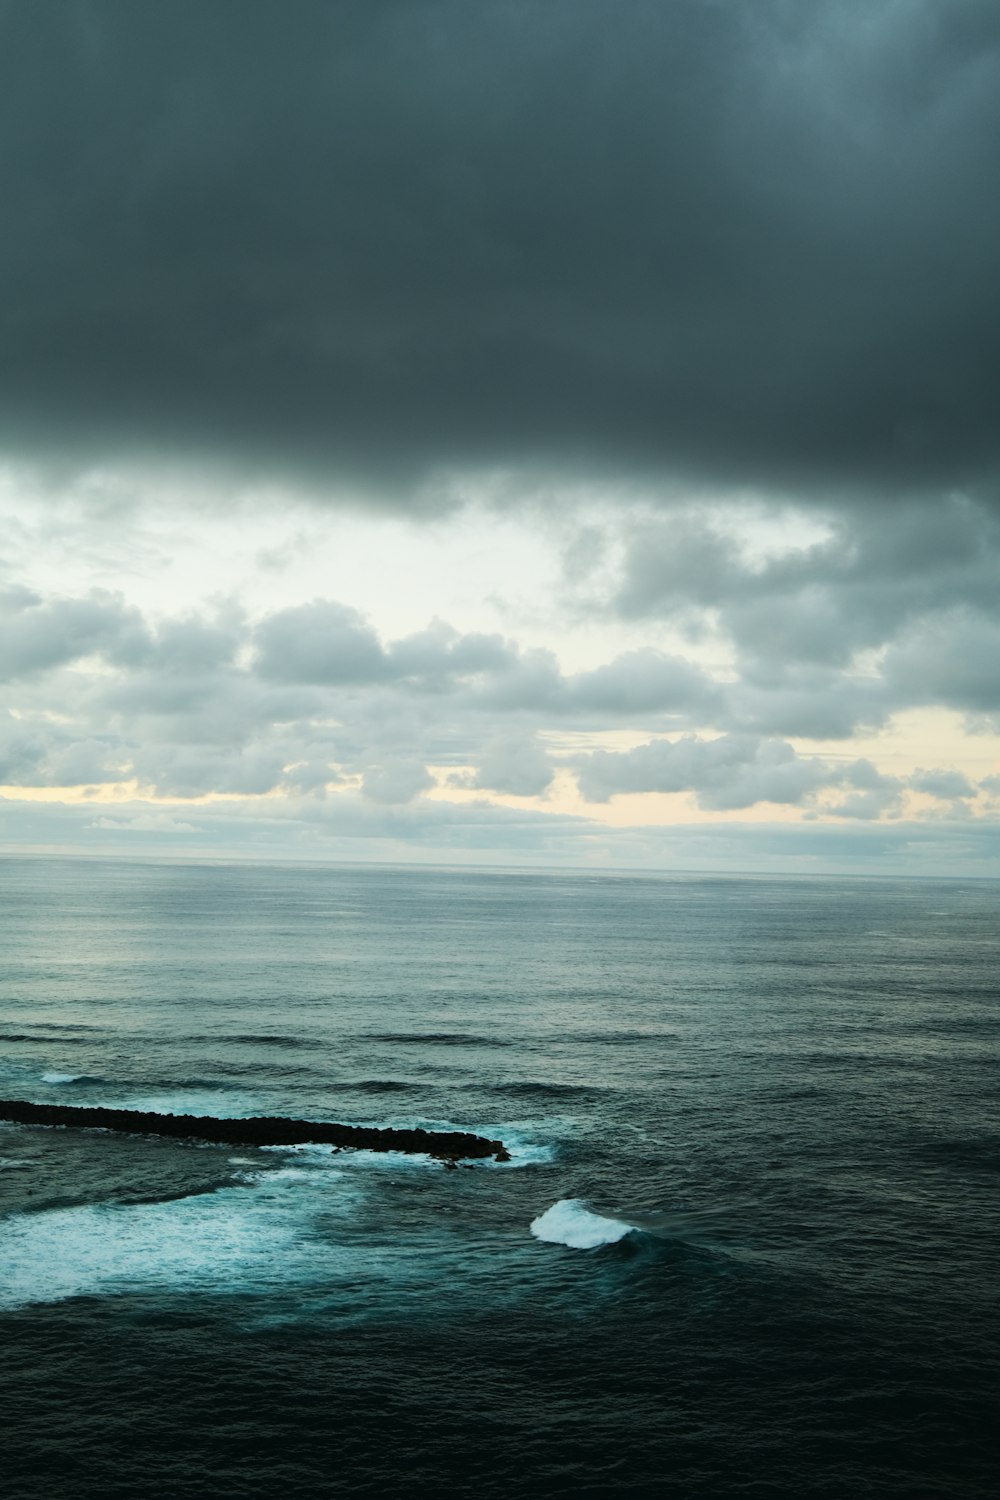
[0,1098,510,1163]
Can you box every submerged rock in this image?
[0,1098,507,1161]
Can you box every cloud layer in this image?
[1,1,998,501]
[2,3,999,874]
[1,579,996,829]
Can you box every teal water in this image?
[1,858,998,1496]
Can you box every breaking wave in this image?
[529,1199,634,1249]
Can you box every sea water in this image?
[1,858,997,1497]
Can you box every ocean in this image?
[1,857,997,1497]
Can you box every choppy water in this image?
[1,857,998,1497]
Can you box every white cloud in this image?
[465,734,555,798]
[0,486,997,874]
[361,759,434,805]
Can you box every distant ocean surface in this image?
[1,857,997,1498]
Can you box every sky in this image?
[2,0,1000,875]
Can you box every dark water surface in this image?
[1,858,997,1497]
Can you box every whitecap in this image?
[242,1165,343,1185]
[0,1172,365,1310]
[262,1125,535,1170]
[487,1137,554,1168]
[530,1199,634,1250]
[0,1192,304,1308]
[41,1071,84,1085]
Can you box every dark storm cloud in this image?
[2,0,998,500]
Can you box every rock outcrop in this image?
[0,1098,510,1162]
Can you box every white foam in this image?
[530,1199,634,1250]
[245,1165,342,1184]
[487,1136,554,1168]
[0,1193,294,1308]
[41,1072,83,1084]
[268,1144,470,1174]
[260,1143,338,1159]
[262,1138,508,1172]
[277,1114,549,1169]
[0,1169,364,1310]
[326,1148,436,1171]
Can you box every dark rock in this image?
[0,1098,506,1161]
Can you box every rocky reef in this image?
[0,1098,510,1162]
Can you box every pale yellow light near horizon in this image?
[3,467,999,848]
[4,695,999,831]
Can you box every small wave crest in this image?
[496,1081,601,1100]
[483,1130,554,1167]
[41,1072,95,1086]
[365,1032,510,1048]
[22,1023,102,1034]
[530,1199,634,1250]
[225,1034,312,1048]
[341,1079,420,1094]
